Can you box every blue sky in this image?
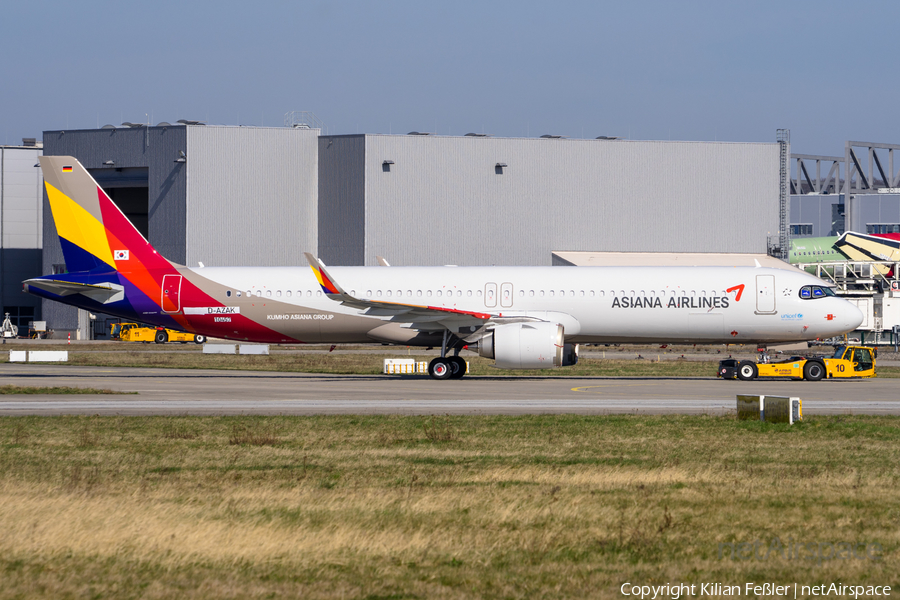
[2,0,897,154]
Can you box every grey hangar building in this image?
[14,124,792,337]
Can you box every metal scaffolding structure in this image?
[790,154,843,195]
[777,129,790,259]
[844,141,900,194]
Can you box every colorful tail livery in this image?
[25,156,287,341]
[26,156,865,378]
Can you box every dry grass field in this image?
[1,415,898,599]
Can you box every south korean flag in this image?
[114,250,129,261]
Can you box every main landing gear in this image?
[428,330,467,380]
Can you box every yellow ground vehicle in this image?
[718,345,876,381]
[110,322,206,344]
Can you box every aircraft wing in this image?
[835,232,900,262]
[304,253,494,326]
[23,278,125,304]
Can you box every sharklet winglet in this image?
[304,252,344,296]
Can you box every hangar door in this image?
[89,167,149,238]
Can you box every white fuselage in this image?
[184,264,863,344]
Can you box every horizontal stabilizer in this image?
[23,279,125,304]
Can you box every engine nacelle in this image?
[478,322,578,369]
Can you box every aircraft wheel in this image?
[803,360,825,381]
[194,335,206,344]
[429,358,452,380]
[736,361,758,381]
[448,356,467,379]
[154,331,168,344]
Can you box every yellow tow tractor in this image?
[110,322,206,344]
[718,345,876,381]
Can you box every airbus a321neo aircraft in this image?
[25,156,864,380]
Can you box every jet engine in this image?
[477,321,578,369]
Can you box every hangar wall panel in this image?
[847,194,900,234]
[318,135,366,265]
[1,147,44,325]
[790,194,842,237]
[2,147,43,249]
[361,136,780,266]
[186,127,318,267]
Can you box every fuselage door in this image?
[161,274,182,313]
[755,274,775,314]
[485,282,497,308]
[500,282,514,308]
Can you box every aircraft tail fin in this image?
[39,155,176,274]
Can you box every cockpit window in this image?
[800,285,836,299]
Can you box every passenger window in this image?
[236,291,241,297]
[286,291,291,297]
[530,290,535,297]
[276,290,282,297]
[316,291,322,297]
[226,290,232,297]
[266,290,272,298]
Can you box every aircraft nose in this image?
[843,300,864,331]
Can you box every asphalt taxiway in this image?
[1,364,897,416]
